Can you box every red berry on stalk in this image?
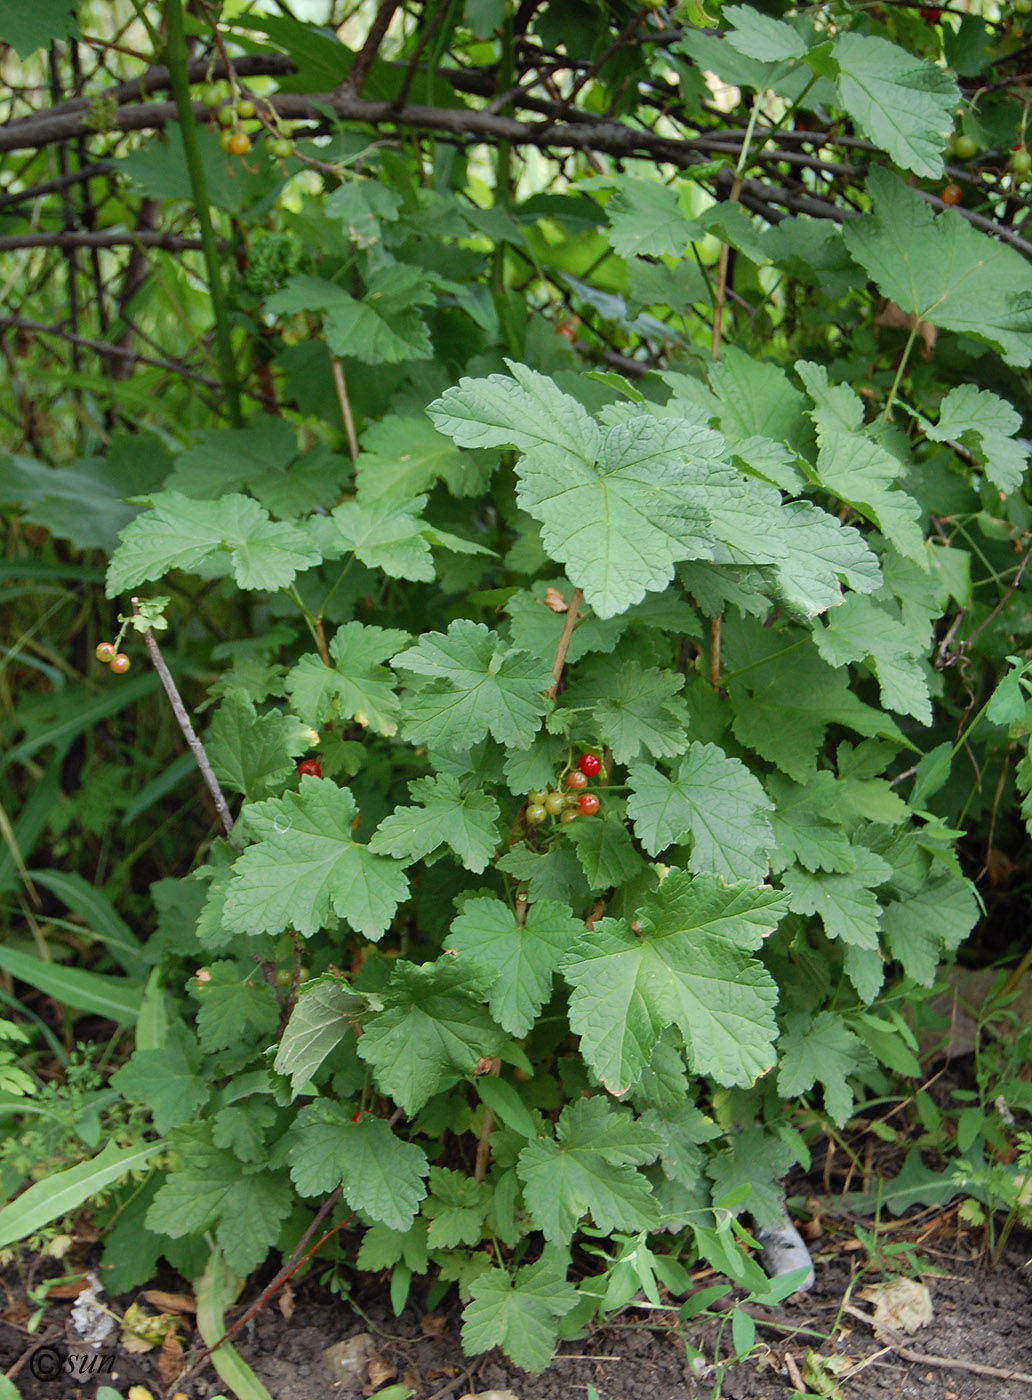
[566,770,588,791]
[352,1110,363,1123]
[578,753,602,777]
[95,642,116,663]
[577,793,600,817]
[298,758,322,778]
[941,183,962,205]
[920,5,941,21]
[110,653,131,674]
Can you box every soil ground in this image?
[2,1220,1030,1400]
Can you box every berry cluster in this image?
[95,641,130,674]
[200,85,294,160]
[525,752,602,825]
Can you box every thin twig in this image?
[0,230,206,252]
[173,1195,353,1395]
[330,355,360,462]
[473,1057,501,1184]
[709,614,722,691]
[131,599,236,842]
[545,586,583,699]
[343,0,401,99]
[842,1304,1032,1384]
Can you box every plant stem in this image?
[164,0,242,426]
[132,598,236,842]
[881,320,920,423]
[545,587,583,699]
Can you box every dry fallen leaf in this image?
[321,1332,379,1389]
[141,1289,195,1315]
[278,1284,296,1320]
[860,1278,933,1337]
[420,1312,447,1337]
[366,1355,398,1389]
[543,587,568,614]
[873,300,937,359]
[156,1328,185,1387]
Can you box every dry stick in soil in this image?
[842,1303,1032,1384]
[171,1192,354,1396]
[545,586,583,699]
[132,598,236,842]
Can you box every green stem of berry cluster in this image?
[164,0,243,428]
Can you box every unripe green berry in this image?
[217,105,236,127]
[544,791,567,815]
[526,803,547,825]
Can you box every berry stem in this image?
[545,586,583,699]
[131,596,238,844]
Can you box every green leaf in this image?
[285,622,409,736]
[461,1257,579,1374]
[266,268,434,365]
[924,384,1028,496]
[781,848,893,950]
[355,415,488,505]
[167,420,349,516]
[881,871,979,984]
[475,1076,538,1140]
[0,1140,162,1249]
[392,620,550,750]
[563,815,646,891]
[190,961,280,1052]
[627,744,773,880]
[724,4,806,61]
[447,895,583,1036]
[813,595,932,723]
[429,364,718,618]
[842,169,1032,367]
[369,774,501,873]
[561,871,784,1093]
[777,1010,874,1126]
[601,177,698,258]
[0,0,76,55]
[213,1102,276,1163]
[423,1166,492,1248]
[769,501,882,617]
[830,34,957,177]
[273,976,364,1092]
[146,1134,292,1277]
[285,1104,428,1229]
[495,843,590,905]
[106,491,321,596]
[319,496,435,582]
[206,689,304,797]
[0,946,141,1024]
[706,1125,796,1229]
[813,432,925,565]
[111,1024,209,1133]
[591,662,691,764]
[222,778,409,939]
[765,773,857,874]
[356,958,508,1114]
[516,1097,663,1244]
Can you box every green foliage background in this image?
[2,0,1032,1376]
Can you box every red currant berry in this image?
[228,131,252,156]
[218,129,235,153]
[544,791,567,816]
[528,789,548,805]
[941,183,962,206]
[1012,147,1032,175]
[577,793,600,817]
[110,653,131,674]
[526,803,547,825]
[95,642,116,663]
[578,753,602,777]
[235,97,256,119]
[217,104,236,128]
[298,758,322,778]
[566,770,588,791]
[920,6,941,21]
[351,1110,363,1123]
[269,136,293,159]
[560,808,578,824]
